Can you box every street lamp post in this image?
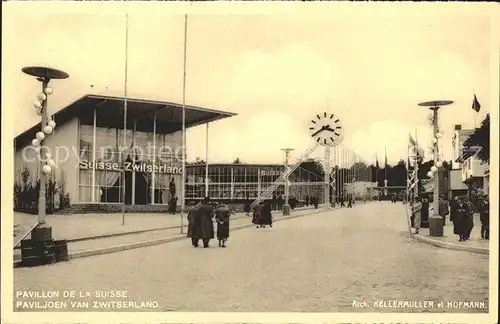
[22,66,69,245]
[418,100,453,237]
[281,148,294,216]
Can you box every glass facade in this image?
[78,110,183,205]
[186,164,325,201]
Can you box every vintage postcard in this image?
[1,2,498,324]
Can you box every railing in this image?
[252,142,321,205]
[14,222,39,249]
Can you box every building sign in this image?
[260,170,283,176]
[79,160,182,174]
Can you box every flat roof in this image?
[15,94,237,148]
[187,163,284,168]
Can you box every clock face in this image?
[308,112,343,146]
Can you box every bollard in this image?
[429,216,444,237]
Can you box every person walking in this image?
[244,199,251,216]
[277,194,283,211]
[187,202,202,247]
[464,196,475,240]
[438,195,449,226]
[451,196,469,242]
[479,194,489,240]
[261,201,273,228]
[215,203,231,247]
[197,197,215,248]
[347,195,353,208]
[252,202,264,228]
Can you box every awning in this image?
[15,94,237,148]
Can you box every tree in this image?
[463,113,489,164]
[299,159,324,175]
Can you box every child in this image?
[215,204,231,247]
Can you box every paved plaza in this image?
[13,203,489,313]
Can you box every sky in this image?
[3,4,493,167]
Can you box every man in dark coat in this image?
[450,196,469,242]
[244,199,251,216]
[187,203,202,247]
[187,197,215,248]
[347,195,353,208]
[215,203,231,247]
[272,194,277,211]
[464,196,475,240]
[305,195,310,207]
[277,195,283,211]
[479,194,489,239]
[169,178,176,197]
[421,197,430,226]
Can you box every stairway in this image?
[252,142,321,206]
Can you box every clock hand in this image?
[311,126,326,137]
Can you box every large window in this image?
[78,112,182,205]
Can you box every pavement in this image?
[13,202,489,313]
[411,211,489,254]
[13,204,331,264]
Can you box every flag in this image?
[409,133,425,158]
[384,147,387,169]
[472,94,481,112]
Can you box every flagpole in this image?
[384,145,388,184]
[121,13,129,226]
[180,14,188,234]
[415,128,419,200]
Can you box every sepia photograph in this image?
[1,2,498,324]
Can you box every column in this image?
[230,167,234,199]
[205,122,209,198]
[92,106,97,202]
[151,114,156,205]
[131,119,137,205]
[257,167,261,198]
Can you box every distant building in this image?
[345,181,377,199]
[451,124,475,170]
[452,124,488,197]
[14,94,236,212]
[186,163,325,203]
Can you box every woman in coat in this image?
[215,204,231,247]
[252,202,264,228]
[261,201,273,228]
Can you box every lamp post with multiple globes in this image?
[418,100,453,237]
[22,66,69,242]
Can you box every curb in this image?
[412,234,489,255]
[14,206,321,248]
[67,206,335,260]
[14,205,345,267]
